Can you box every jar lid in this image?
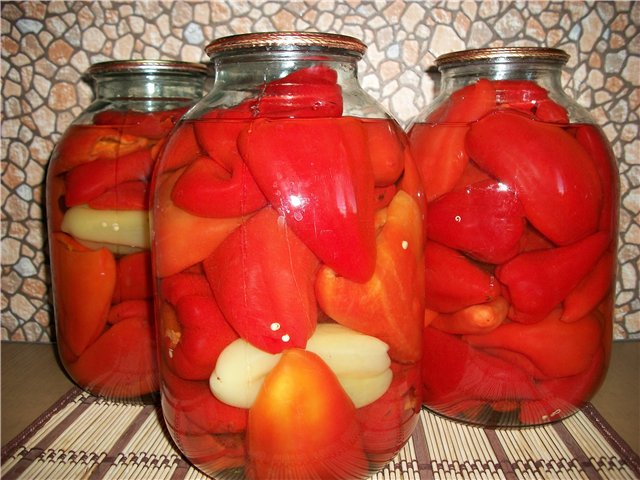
[87,60,209,76]
[436,47,570,68]
[205,31,367,58]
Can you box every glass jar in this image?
[408,47,618,426]
[151,32,425,479]
[46,60,208,400]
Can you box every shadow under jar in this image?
[150,32,425,479]
[408,47,619,427]
[46,60,208,400]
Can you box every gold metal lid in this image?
[205,31,367,58]
[436,47,570,68]
[87,60,209,76]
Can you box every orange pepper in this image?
[151,170,245,277]
[316,191,424,363]
[247,349,367,480]
[430,296,509,335]
[49,232,116,357]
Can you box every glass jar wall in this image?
[409,47,618,426]
[46,60,208,400]
[150,32,425,479]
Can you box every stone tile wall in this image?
[2,0,639,341]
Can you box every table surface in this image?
[2,340,639,455]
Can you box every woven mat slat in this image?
[2,388,639,480]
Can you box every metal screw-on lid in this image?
[205,31,367,58]
[436,47,570,69]
[87,60,209,76]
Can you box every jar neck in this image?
[439,61,566,96]
[93,74,205,102]
[215,51,360,88]
[193,50,391,119]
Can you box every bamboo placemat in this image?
[2,387,639,479]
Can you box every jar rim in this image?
[205,31,367,58]
[87,60,209,76]
[436,47,570,68]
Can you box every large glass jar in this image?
[46,60,208,400]
[409,47,619,426]
[150,32,425,479]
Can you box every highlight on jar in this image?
[46,60,208,400]
[150,32,426,480]
[409,47,619,427]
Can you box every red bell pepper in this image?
[65,148,154,207]
[452,160,492,190]
[170,430,246,475]
[203,207,319,354]
[362,119,406,186]
[493,80,549,113]
[113,251,152,303]
[158,122,203,172]
[93,107,186,139]
[252,83,344,119]
[162,366,247,472]
[247,349,368,480]
[463,309,602,379]
[466,110,603,245]
[398,149,427,224]
[535,98,569,123]
[519,224,554,252]
[197,65,343,122]
[430,296,509,335]
[68,315,158,397]
[562,250,615,322]
[519,347,606,425]
[408,124,469,202]
[478,347,551,380]
[374,183,397,210]
[271,64,338,84]
[151,170,245,277]
[167,295,239,381]
[87,180,148,210]
[107,300,152,325]
[238,116,376,282]
[160,272,212,306]
[492,79,569,123]
[315,191,424,363]
[194,116,249,168]
[427,78,496,124]
[46,174,67,230]
[49,232,116,357]
[423,241,501,313]
[496,231,609,319]
[421,328,539,408]
[161,362,248,436]
[575,124,619,232]
[52,125,150,173]
[426,179,525,263]
[356,362,421,467]
[163,392,247,475]
[171,154,267,218]
[251,65,343,119]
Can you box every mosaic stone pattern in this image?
[1,0,639,341]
